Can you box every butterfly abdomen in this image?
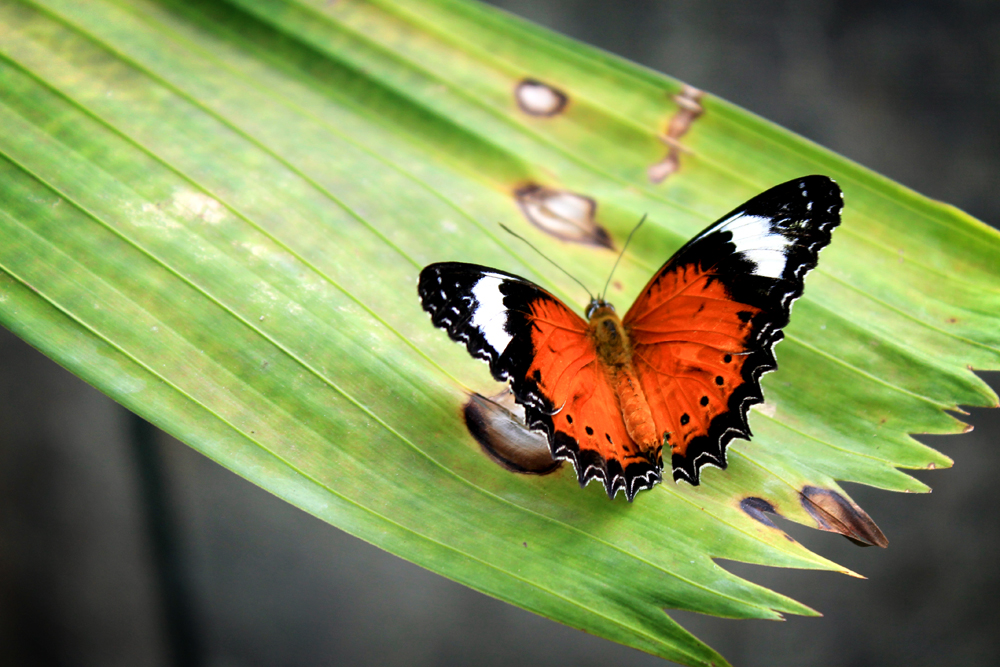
[588,305,660,455]
[613,372,659,452]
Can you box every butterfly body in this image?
[584,302,660,459]
[419,176,842,501]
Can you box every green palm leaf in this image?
[1,1,996,665]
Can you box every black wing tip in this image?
[742,175,843,224]
[782,174,842,197]
[419,262,549,385]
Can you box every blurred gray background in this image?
[2,1,999,665]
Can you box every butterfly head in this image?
[586,298,615,320]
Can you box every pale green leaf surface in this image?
[1,1,998,665]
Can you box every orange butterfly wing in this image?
[624,260,761,482]
[521,297,661,498]
[419,264,656,498]
[623,175,842,483]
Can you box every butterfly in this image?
[419,176,842,501]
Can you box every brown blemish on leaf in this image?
[740,497,796,542]
[801,486,889,548]
[464,389,561,474]
[515,78,568,117]
[740,497,778,528]
[648,84,704,183]
[514,183,613,248]
[946,317,958,324]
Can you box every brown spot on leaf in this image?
[464,390,560,474]
[648,84,704,183]
[514,184,612,248]
[740,497,778,528]
[946,317,958,324]
[515,78,568,117]
[801,486,888,548]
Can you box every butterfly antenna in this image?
[499,223,594,301]
[601,214,646,300]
